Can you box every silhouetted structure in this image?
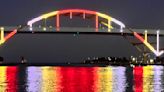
[20,56,27,64]
[0,56,4,64]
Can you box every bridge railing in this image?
[1,26,164,35]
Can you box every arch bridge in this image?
[27,9,125,32]
[0,9,164,57]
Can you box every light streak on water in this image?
[97,67,112,92]
[153,66,163,92]
[0,65,164,92]
[112,66,126,92]
[0,67,7,92]
[143,66,154,92]
[27,67,42,92]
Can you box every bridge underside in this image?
[1,27,164,57]
[0,33,144,64]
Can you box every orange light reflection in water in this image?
[1,66,161,92]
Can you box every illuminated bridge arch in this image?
[27,9,125,32]
[0,9,163,57]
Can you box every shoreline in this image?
[1,62,164,67]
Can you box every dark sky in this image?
[0,0,164,29]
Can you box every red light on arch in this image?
[58,9,97,15]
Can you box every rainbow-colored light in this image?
[0,9,163,57]
[27,9,125,32]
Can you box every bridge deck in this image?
[2,27,164,34]
[2,27,164,37]
[3,31,164,37]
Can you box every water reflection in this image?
[41,67,59,92]
[59,67,98,92]
[0,67,7,92]
[17,66,27,92]
[97,67,112,92]
[27,67,42,92]
[6,66,18,92]
[0,65,164,92]
[153,66,163,92]
[134,66,143,92]
[143,66,154,92]
[112,66,126,92]
[0,66,18,92]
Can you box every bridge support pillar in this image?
[108,20,111,32]
[0,27,4,44]
[83,12,86,19]
[56,14,60,31]
[95,15,98,32]
[70,12,73,19]
[144,30,148,42]
[157,30,159,53]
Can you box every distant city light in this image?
[132,57,136,61]
[43,27,47,31]
[150,59,154,64]
[0,27,4,30]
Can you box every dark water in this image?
[0,65,163,92]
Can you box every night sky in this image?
[0,0,164,29]
[0,0,164,63]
